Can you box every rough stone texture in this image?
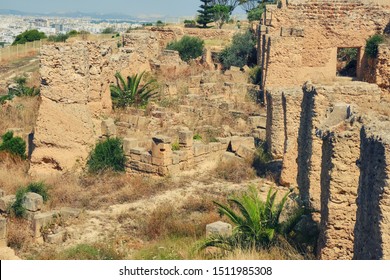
[316,120,361,260]
[353,120,390,259]
[206,221,232,237]
[0,189,4,198]
[266,89,285,159]
[297,81,381,210]
[0,195,16,212]
[259,0,390,89]
[375,45,390,93]
[101,118,116,136]
[32,211,59,238]
[22,192,43,212]
[280,88,303,187]
[0,217,6,241]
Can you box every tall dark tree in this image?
[211,0,240,14]
[197,0,214,28]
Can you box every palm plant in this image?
[110,71,158,109]
[200,186,295,251]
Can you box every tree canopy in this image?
[12,29,46,45]
[197,0,214,28]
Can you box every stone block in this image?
[101,118,116,136]
[236,145,256,160]
[179,130,193,148]
[33,211,59,238]
[60,207,82,220]
[229,136,255,152]
[248,116,267,129]
[141,152,152,164]
[129,161,158,173]
[130,147,146,161]
[23,192,43,212]
[45,230,65,244]
[0,195,16,212]
[193,144,208,157]
[152,142,172,159]
[172,152,180,165]
[0,188,4,198]
[0,217,6,240]
[206,221,232,237]
[167,164,180,174]
[152,156,172,166]
[221,151,238,163]
[123,138,138,155]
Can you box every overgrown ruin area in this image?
[1,0,390,260]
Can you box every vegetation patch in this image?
[0,131,26,160]
[87,137,126,173]
[166,36,205,62]
[365,34,385,58]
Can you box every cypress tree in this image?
[197,0,214,28]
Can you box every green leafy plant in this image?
[48,33,69,42]
[247,6,264,22]
[197,0,214,28]
[87,137,126,173]
[102,27,116,34]
[1,76,40,104]
[166,36,205,62]
[184,19,197,28]
[212,4,231,29]
[12,29,46,45]
[200,186,292,251]
[193,133,203,141]
[26,182,49,202]
[219,30,257,69]
[171,141,180,151]
[0,131,26,159]
[110,71,158,108]
[10,182,49,217]
[365,34,385,58]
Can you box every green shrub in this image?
[12,29,46,45]
[365,34,385,58]
[199,186,295,252]
[184,20,197,28]
[249,66,262,85]
[10,182,49,217]
[110,71,158,109]
[0,131,26,159]
[48,34,69,42]
[171,141,180,151]
[87,138,126,173]
[219,30,257,69]
[102,27,116,34]
[26,182,49,202]
[247,6,264,22]
[166,36,205,62]
[11,187,28,217]
[193,133,203,141]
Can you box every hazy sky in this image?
[0,0,245,18]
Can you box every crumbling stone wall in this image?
[316,115,361,260]
[30,32,161,176]
[259,0,390,89]
[353,120,390,259]
[375,45,390,93]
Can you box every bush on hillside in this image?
[166,36,205,62]
[0,131,26,159]
[10,182,49,217]
[12,29,47,45]
[219,30,257,69]
[365,34,385,58]
[87,138,126,173]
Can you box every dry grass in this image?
[7,218,33,251]
[214,158,256,183]
[0,96,40,135]
[47,172,179,210]
[0,152,30,195]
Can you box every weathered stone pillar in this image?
[266,88,285,159]
[353,122,390,259]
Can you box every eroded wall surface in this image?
[259,0,390,88]
[354,121,390,259]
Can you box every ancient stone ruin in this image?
[2,0,388,260]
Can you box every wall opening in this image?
[337,47,359,78]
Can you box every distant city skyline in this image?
[0,0,246,18]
